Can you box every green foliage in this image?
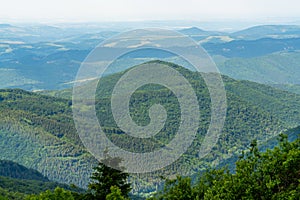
[271,83,300,95]
[150,134,300,200]
[217,51,300,86]
[0,159,84,196]
[0,186,26,200]
[25,187,75,200]
[0,175,84,195]
[0,160,48,181]
[86,154,131,200]
[0,89,96,188]
[1,61,300,192]
[106,186,128,200]
[157,176,195,200]
[224,75,300,127]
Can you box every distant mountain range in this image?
[204,37,300,58]
[231,25,300,40]
[1,23,300,92]
[216,51,300,85]
[179,25,300,42]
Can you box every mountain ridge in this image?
[1,60,300,192]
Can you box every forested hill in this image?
[0,159,84,199]
[0,160,48,181]
[0,89,97,188]
[42,60,300,127]
[1,60,300,192]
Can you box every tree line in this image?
[3,133,296,200]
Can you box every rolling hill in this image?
[1,24,300,91]
[204,37,300,58]
[0,159,84,199]
[0,160,48,181]
[2,36,300,91]
[231,25,300,40]
[0,89,97,188]
[214,51,300,94]
[0,60,293,192]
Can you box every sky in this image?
[0,0,300,23]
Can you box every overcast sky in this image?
[1,0,299,23]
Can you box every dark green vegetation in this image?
[271,83,300,95]
[15,60,297,193]
[2,134,298,199]
[0,158,132,200]
[25,187,76,200]
[149,134,300,200]
[223,76,300,127]
[0,160,84,200]
[0,60,300,195]
[0,160,48,181]
[1,23,300,199]
[0,186,26,200]
[83,155,131,200]
[216,51,300,86]
[0,176,82,198]
[0,89,97,188]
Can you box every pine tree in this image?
[87,151,131,200]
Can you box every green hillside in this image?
[151,134,300,199]
[217,51,300,85]
[0,89,97,188]
[0,186,25,200]
[231,25,300,39]
[0,175,82,195]
[224,77,300,127]
[0,160,48,181]
[271,83,300,95]
[0,160,84,200]
[1,61,300,193]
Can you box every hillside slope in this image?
[0,89,97,188]
[0,159,84,199]
[0,160,48,181]
[1,61,300,192]
[216,51,300,85]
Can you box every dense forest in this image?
[0,2,300,198]
[149,134,300,200]
[0,134,298,199]
[1,61,300,197]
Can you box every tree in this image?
[87,152,131,200]
[25,187,74,200]
[106,186,127,200]
[149,134,300,200]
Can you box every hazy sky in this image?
[1,0,300,23]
